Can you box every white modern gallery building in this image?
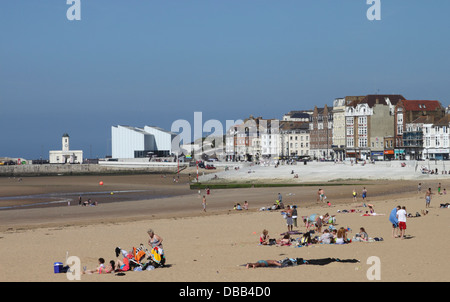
[111,125,176,159]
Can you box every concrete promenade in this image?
[0,162,184,177]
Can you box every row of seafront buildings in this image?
[225,94,450,162]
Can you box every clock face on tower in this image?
[65,144,68,148]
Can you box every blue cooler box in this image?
[54,262,63,273]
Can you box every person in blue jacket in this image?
[389,206,401,238]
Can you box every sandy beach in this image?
[1,162,449,285]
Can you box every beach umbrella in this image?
[308,214,319,222]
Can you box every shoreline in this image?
[0,175,438,232]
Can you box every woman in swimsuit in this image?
[246,260,281,268]
[147,228,163,249]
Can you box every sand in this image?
[0,162,449,284]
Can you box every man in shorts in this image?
[285,205,293,232]
[396,206,407,239]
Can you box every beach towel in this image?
[280,257,359,267]
[280,231,303,236]
[149,246,165,267]
[389,207,399,226]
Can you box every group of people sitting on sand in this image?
[259,226,378,247]
[233,201,249,210]
[78,196,98,206]
[82,229,165,275]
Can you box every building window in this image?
[358,116,367,125]
[346,117,354,125]
[347,138,354,148]
[358,138,367,148]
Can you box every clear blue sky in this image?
[1,0,449,159]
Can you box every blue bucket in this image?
[54,262,63,273]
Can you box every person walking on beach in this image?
[319,189,325,203]
[417,183,422,194]
[362,187,367,201]
[285,205,293,232]
[352,189,357,202]
[438,183,441,195]
[396,206,407,239]
[292,205,298,228]
[202,195,207,212]
[425,188,433,208]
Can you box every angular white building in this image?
[111,125,176,159]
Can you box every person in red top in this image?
[115,255,130,272]
[259,229,270,245]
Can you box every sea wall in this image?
[0,162,186,177]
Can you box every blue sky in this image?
[1,0,449,159]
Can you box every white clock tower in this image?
[62,133,70,152]
[49,133,83,164]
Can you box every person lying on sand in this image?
[246,260,282,268]
[276,234,291,246]
[83,258,114,274]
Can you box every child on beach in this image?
[259,229,270,245]
[319,189,325,202]
[352,189,357,202]
[83,258,106,274]
[202,195,207,212]
[425,188,433,208]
